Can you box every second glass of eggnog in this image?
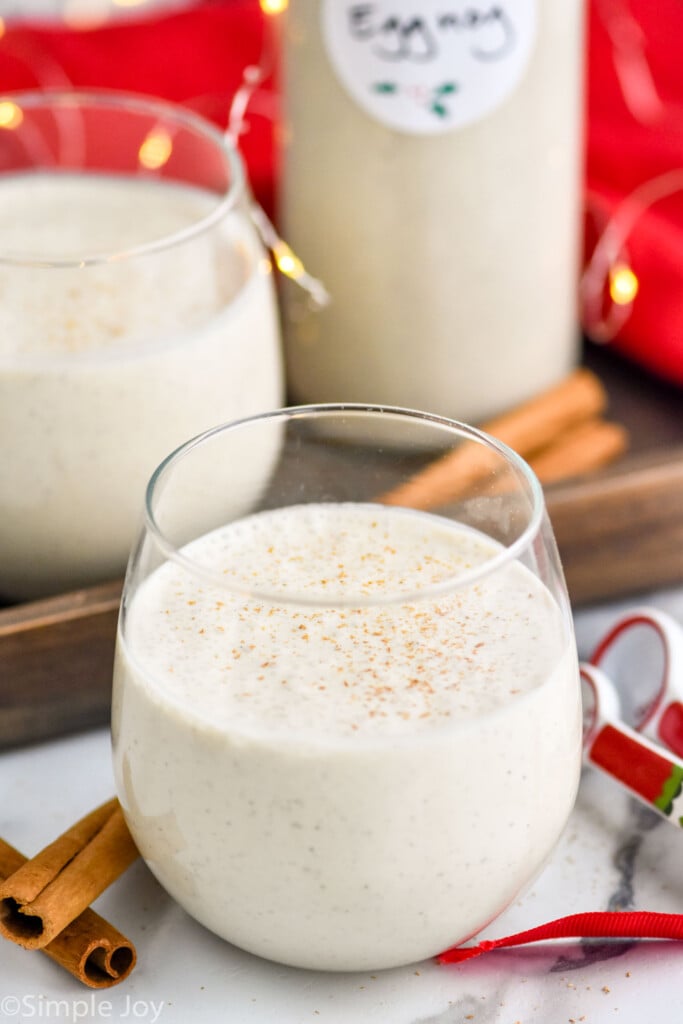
[112,406,582,971]
[0,90,282,601]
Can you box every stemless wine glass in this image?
[112,406,582,972]
[0,89,282,601]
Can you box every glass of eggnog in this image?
[0,90,282,601]
[112,406,582,971]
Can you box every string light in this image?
[609,263,639,306]
[272,241,303,278]
[223,0,328,308]
[138,129,173,170]
[0,18,6,40]
[581,168,683,341]
[260,0,288,13]
[0,100,22,130]
[250,204,330,308]
[225,0,284,147]
[594,0,662,124]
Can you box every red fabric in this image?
[0,1,279,215]
[0,1,681,383]
[585,1,683,384]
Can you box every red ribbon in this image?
[438,910,683,964]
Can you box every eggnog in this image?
[0,173,282,599]
[280,1,584,422]
[113,501,581,970]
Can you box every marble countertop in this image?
[2,588,683,1023]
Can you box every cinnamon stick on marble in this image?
[0,837,136,988]
[0,798,138,950]
[381,368,612,510]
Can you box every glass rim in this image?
[0,87,246,269]
[142,404,547,608]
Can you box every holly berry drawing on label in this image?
[321,1,537,135]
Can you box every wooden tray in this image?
[2,345,682,751]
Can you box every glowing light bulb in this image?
[274,241,304,278]
[260,0,288,14]
[609,264,639,306]
[0,18,6,39]
[0,101,23,131]
[138,130,173,170]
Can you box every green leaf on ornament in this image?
[431,102,448,117]
[373,82,398,94]
[436,82,458,95]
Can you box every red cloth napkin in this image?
[0,0,681,385]
[585,0,683,385]
[0,1,279,216]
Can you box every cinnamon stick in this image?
[381,368,612,509]
[0,837,136,988]
[0,798,138,950]
[528,418,629,485]
[477,367,608,454]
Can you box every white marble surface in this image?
[2,589,683,1023]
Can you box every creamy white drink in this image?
[113,501,582,971]
[281,1,584,422]
[0,173,282,600]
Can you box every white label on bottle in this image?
[321,1,536,135]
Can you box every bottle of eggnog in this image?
[279,0,585,422]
